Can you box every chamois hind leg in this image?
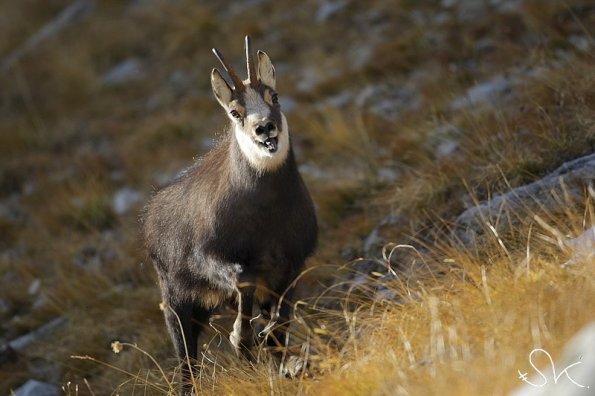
[267,287,307,377]
[267,287,294,349]
[230,282,256,360]
[191,304,212,352]
[162,297,198,395]
[256,290,295,353]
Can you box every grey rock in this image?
[316,0,348,22]
[456,1,488,21]
[32,295,47,310]
[13,379,59,396]
[0,194,26,224]
[112,187,142,215]
[9,317,66,352]
[342,263,401,302]
[492,0,523,13]
[326,91,353,108]
[433,11,451,24]
[298,163,331,180]
[144,93,163,112]
[363,215,401,258]
[569,35,591,53]
[363,227,384,258]
[340,246,358,261]
[298,163,365,182]
[376,287,397,300]
[475,37,495,52]
[454,153,595,248]
[451,74,513,110]
[510,321,595,396]
[430,124,461,158]
[435,139,459,158]
[28,279,41,295]
[102,58,144,86]
[440,0,490,20]
[564,226,595,266]
[356,84,422,122]
[377,167,400,182]
[348,42,375,70]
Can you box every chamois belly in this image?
[204,215,306,288]
[188,238,292,309]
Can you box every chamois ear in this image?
[257,50,275,89]
[211,68,233,108]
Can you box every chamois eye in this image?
[230,110,242,120]
[271,93,279,105]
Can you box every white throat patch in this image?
[235,113,290,173]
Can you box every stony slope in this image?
[0,0,593,394]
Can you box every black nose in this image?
[255,122,275,135]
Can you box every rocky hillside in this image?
[0,0,593,394]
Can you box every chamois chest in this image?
[204,169,317,271]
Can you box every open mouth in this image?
[259,137,278,153]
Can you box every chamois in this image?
[142,36,317,391]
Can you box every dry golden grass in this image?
[59,194,593,396]
[308,206,594,396]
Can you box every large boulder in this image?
[13,380,59,396]
[454,153,595,248]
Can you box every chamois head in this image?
[211,36,289,173]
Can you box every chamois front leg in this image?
[230,280,256,360]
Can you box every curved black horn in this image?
[245,36,258,86]
[212,47,245,92]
